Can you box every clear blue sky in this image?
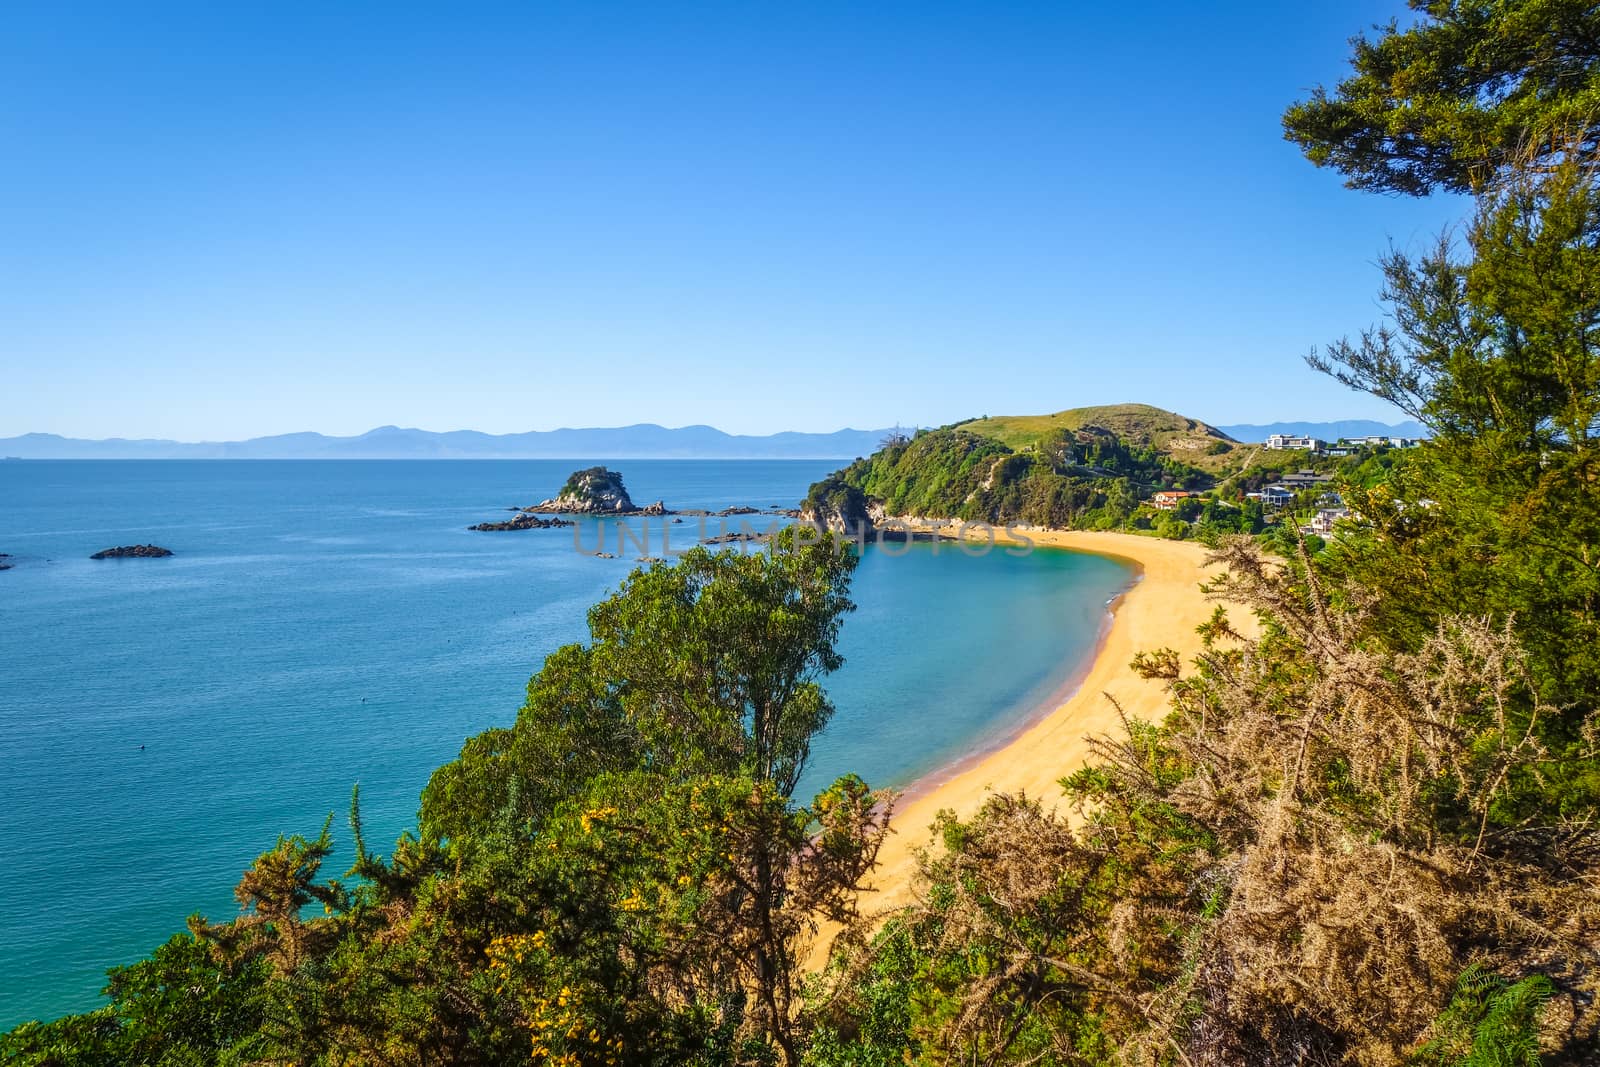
[2,1,1463,440]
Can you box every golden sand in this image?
[818,529,1237,958]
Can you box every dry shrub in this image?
[1126,538,1600,1064]
[871,536,1600,1066]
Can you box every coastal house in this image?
[1278,469,1335,489]
[1309,506,1350,534]
[1340,435,1422,450]
[1151,490,1191,511]
[1265,434,1323,451]
[1248,485,1295,509]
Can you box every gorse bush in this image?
[810,539,1600,1064]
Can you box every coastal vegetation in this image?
[5,533,888,1066]
[801,404,1341,543]
[9,2,1600,1063]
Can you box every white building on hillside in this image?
[1248,485,1295,509]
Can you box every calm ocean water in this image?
[0,460,1132,1026]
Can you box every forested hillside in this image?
[803,406,1228,532]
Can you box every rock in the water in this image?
[702,531,770,546]
[537,466,634,512]
[533,467,673,516]
[469,514,575,532]
[0,553,11,571]
[91,545,173,560]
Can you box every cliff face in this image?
[800,474,881,535]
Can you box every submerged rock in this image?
[90,545,173,559]
[702,530,770,546]
[0,553,11,571]
[469,514,575,532]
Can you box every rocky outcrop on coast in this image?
[800,475,884,536]
[531,467,670,516]
[467,467,799,548]
[90,545,173,559]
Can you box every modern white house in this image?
[1340,435,1422,449]
[1265,434,1324,451]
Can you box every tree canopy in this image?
[1284,0,1600,195]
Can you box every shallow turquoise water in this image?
[0,460,1131,1026]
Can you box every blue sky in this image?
[2,2,1463,440]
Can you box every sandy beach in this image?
[838,528,1239,934]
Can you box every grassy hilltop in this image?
[804,403,1290,536]
[959,403,1235,458]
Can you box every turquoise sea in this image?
[0,460,1133,1027]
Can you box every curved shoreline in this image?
[890,563,1142,809]
[833,529,1236,939]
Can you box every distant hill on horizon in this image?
[1215,419,1429,442]
[0,424,899,460]
[0,415,1432,460]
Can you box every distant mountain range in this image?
[1214,420,1428,443]
[0,424,898,460]
[0,418,1431,460]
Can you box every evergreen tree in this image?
[1284,0,1600,195]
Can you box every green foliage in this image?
[0,935,268,1066]
[800,473,872,531]
[1283,0,1600,195]
[9,540,883,1067]
[807,423,1209,534]
[559,465,630,501]
[22,8,1600,1061]
[958,403,1233,456]
[1409,965,1553,1067]
[1312,156,1600,818]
